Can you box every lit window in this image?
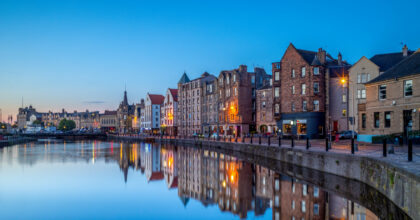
[342,109,347,116]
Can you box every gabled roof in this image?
[348,56,379,71]
[178,72,190,84]
[296,49,318,64]
[370,51,414,72]
[367,50,420,84]
[148,94,165,105]
[169,88,178,102]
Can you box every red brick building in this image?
[273,43,349,138]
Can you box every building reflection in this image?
[3,141,380,220]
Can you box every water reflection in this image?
[0,141,410,220]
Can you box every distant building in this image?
[132,99,145,133]
[201,74,218,136]
[161,88,178,136]
[348,45,414,133]
[117,89,135,133]
[358,49,420,142]
[143,93,164,134]
[99,110,118,132]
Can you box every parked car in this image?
[339,130,357,139]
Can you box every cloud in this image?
[83,101,105,104]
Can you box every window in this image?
[292,200,295,209]
[234,87,238,96]
[262,101,266,108]
[251,76,255,84]
[292,85,295,94]
[314,67,319,75]
[275,179,280,191]
[301,201,306,212]
[404,80,413,97]
[313,100,319,111]
[301,84,306,95]
[314,82,319,94]
[275,87,280,97]
[357,89,366,99]
[385,111,391,128]
[342,109,347,116]
[314,204,319,215]
[301,67,306,77]
[262,91,266,98]
[274,72,280,81]
[362,113,366,129]
[233,74,236,82]
[342,94,347,103]
[303,101,307,112]
[379,85,387,100]
[275,104,280,114]
[303,184,307,196]
[226,76,230,84]
[291,69,295,78]
[275,196,279,207]
[374,112,380,128]
[361,89,366,99]
[291,103,295,112]
[314,187,319,197]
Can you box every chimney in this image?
[402,44,408,57]
[317,48,326,64]
[239,65,247,72]
[337,52,342,65]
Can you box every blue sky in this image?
[1,0,419,122]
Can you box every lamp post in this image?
[341,77,356,146]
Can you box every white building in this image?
[161,88,178,136]
[143,93,164,134]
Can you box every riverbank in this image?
[108,134,420,220]
[0,136,36,147]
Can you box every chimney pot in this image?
[402,44,408,57]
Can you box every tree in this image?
[58,119,76,131]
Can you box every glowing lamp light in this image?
[222,180,226,188]
[230,174,234,182]
[341,78,346,84]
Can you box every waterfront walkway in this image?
[111,134,420,177]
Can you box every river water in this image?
[0,140,411,219]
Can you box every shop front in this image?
[278,112,325,139]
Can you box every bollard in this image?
[242,136,244,143]
[251,135,253,144]
[306,137,310,149]
[351,138,355,154]
[268,136,271,146]
[325,137,329,152]
[408,139,413,162]
[259,136,261,145]
[235,137,238,143]
[291,136,294,148]
[278,136,281,147]
[383,139,387,157]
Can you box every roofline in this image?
[348,56,379,71]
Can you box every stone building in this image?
[217,65,270,137]
[177,72,215,136]
[274,43,349,138]
[143,93,164,134]
[99,110,118,132]
[358,49,420,142]
[201,74,218,136]
[117,90,135,134]
[348,45,414,133]
[328,65,351,134]
[161,88,178,136]
[256,84,277,134]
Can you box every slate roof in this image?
[148,94,165,105]
[329,65,351,78]
[367,50,420,84]
[178,72,190,84]
[296,49,317,64]
[370,51,414,72]
[169,88,178,102]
